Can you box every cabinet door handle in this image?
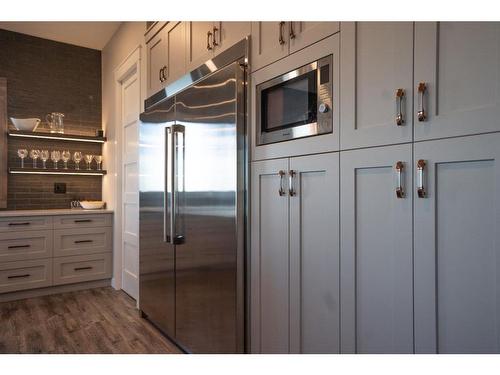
[8,274,30,279]
[289,21,296,39]
[288,170,296,196]
[396,88,405,126]
[74,239,93,244]
[395,161,405,198]
[417,82,427,122]
[162,66,168,82]
[212,25,219,47]
[74,266,93,271]
[8,222,30,226]
[417,159,427,198]
[278,170,286,196]
[207,31,213,50]
[279,21,286,45]
[8,244,31,249]
[159,67,163,82]
[74,219,92,223]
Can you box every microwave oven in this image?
[256,55,333,145]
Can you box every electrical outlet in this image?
[54,183,66,194]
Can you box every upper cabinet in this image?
[340,22,414,150]
[146,22,187,98]
[187,22,251,72]
[414,22,500,141]
[251,21,339,72]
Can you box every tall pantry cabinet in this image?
[250,21,500,354]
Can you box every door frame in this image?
[112,45,143,303]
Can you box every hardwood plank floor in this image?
[0,287,182,354]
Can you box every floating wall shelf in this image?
[9,167,107,176]
[8,130,106,143]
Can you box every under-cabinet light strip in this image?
[9,133,105,143]
[9,170,105,176]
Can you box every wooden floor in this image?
[0,287,182,354]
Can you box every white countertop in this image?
[0,209,114,218]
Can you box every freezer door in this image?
[174,61,245,353]
[139,97,176,338]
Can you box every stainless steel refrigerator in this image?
[138,40,247,353]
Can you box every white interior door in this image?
[120,67,140,300]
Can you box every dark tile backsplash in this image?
[0,29,103,210]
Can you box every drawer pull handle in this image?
[74,240,93,244]
[74,266,93,271]
[8,244,31,249]
[74,219,92,223]
[8,274,30,279]
[8,222,30,226]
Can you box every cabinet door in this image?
[186,21,214,72]
[289,153,340,354]
[340,22,414,150]
[250,158,289,353]
[251,22,289,72]
[340,144,413,353]
[146,27,167,97]
[165,21,187,84]
[414,134,500,353]
[289,21,339,53]
[414,22,500,140]
[214,22,251,55]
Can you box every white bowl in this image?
[80,201,105,210]
[10,117,41,132]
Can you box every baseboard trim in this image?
[0,279,111,303]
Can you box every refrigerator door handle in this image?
[164,126,174,243]
[167,124,186,245]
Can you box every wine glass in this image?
[84,154,94,170]
[94,155,103,171]
[51,150,61,169]
[29,149,40,168]
[61,150,71,169]
[73,152,82,170]
[40,150,49,169]
[17,149,28,168]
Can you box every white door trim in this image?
[112,45,142,303]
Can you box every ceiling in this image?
[0,22,122,50]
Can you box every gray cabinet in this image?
[414,22,500,141]
[251,153,340,353]
[251,21,339,72]
[414,133,500,353]
[341,22,414,149]
[340,144,413,353]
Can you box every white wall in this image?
[101,22,147,290]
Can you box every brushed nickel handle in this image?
[395,161,405,198]
[8,274,30,279]
[289,22,296,39]
[74,266,93,271]
[396,88,405,126]
[212,25,219,47]
[8,244,31,249]
[288,170,296,196]
[279,21,286,45]
[417,159,427,198]
[417,82,427,122]
[207,31,213,50]
[278,170,286,196]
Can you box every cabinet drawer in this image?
[54,227,112,257]
[53,253,112,286]
[0,259,52,293]
[0,216,53,233]
[53,214,112,229]
[0,230,53,262]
